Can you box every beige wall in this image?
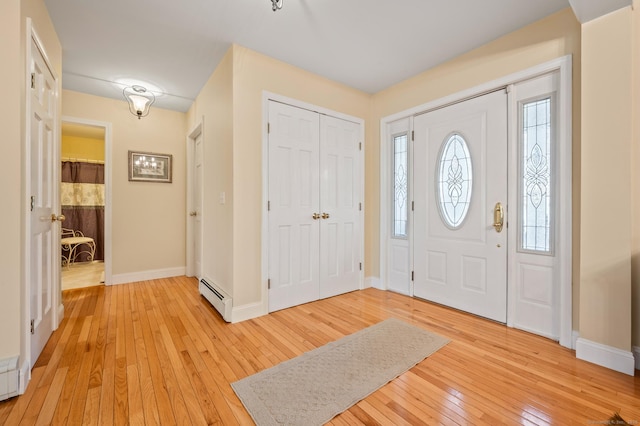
[580,8,633,351]
[633,0,640,351]
[189,44,371,307]
[62,134,105,161]
[371,8,582,326]
[0,0,22,361]
[187,48,235,294]
[62,90,188,275]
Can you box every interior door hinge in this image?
[30,196,35,212]
[30,319,35,334]
[267,122,270,134]
[268,279,271,289]
[411,201,414,211]
[411,271,414,281]
[359,262,362,271]
[359,202,362,211]
[31,73,35,89]
[411,130,414,141]
[359,142,362,151]
[267,201,270,211]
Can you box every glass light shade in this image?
[123,85,155,119]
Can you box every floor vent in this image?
[199,278,232,322]
[0,357,19,401]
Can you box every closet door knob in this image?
[312,213,321,220]
[321,213,330,219]
[51,214,66,222]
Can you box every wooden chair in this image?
[61,228,96,267]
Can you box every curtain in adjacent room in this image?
[61,161,105,261]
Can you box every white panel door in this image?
[268,102,321,312]
[413,90,508,322]
[30,37,59,366]
[319,115,361,299]
[192,131,203,278]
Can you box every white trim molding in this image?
[18,358,29,395]
[231,302,266,323]
[365,276,382,290]
[379,55,573,348]
[61,116,113,285]
[111,267,186,285]
[576,338,636,376]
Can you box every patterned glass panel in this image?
[437,134,472,229]
[521,98,552,252]
[393,134,408,238]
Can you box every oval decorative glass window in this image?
[437,133,473,229]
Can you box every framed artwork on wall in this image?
[128,150,172,183]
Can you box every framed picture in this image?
[128,150,172,183]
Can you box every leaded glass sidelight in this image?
[437,133,472,229]
[520,97,552,253]
[392,133,408,238]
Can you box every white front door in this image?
[319,115,361,299]
[268,102,321,311]
[413,90,508,322]
[29,35,59,366]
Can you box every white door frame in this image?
[261,91,365,316]
[379,56,572,348]
[186,119,204,278]
[61,116,113,286]
[22,20,60,391]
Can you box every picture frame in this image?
[128,150,172,183]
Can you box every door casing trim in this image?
[23,19,60,391]
[379,55,573,348]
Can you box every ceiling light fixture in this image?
[123,85,155,119]
[271,0,283,12]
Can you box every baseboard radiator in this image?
[199,278,232,322]
[0,357,19,401]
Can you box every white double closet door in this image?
[268,101,361,312]
[413,90,508,322]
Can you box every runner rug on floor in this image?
[231,318,450,425]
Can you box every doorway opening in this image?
[60,119,112,290]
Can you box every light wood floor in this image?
[1,277,639,425]
[61,261,104,291]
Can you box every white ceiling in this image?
[43,0,630,113]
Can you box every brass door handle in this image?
[321,213,330,219]
[493,202,504,233]
[312,213,321,220]
[189,211,197,217]
[51,214,66,222]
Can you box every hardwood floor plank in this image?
[2,278,639,426]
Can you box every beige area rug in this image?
[232,318,449,425]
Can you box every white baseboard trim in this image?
[57,303,65,328]
[18,358,29,395]
[572,330,580,350]
[231,301,266,323]
[633,346,640,371]
[576,337,635,376]
[365,276,383,290]
[111,267,186,285]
